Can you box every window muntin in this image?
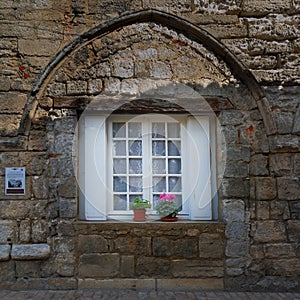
[109,116,184,215]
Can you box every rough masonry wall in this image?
[0,0,299,292]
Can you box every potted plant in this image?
[155,193,180,222]
[130,197,151,221]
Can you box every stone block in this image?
[224,161,248,178]
[255,201,270,220]
[32,175,49,199]
[114,236,151,255]
[153,237,198,258]
[0,261,15,281]
[111,58,134,78]
[287,220,300,242]
[78,235,108,253]
[18,39,61,56]
[150,61,172,79]
[78,253,120,278]
[46,82,66,96]
[0,220,17,243]
[226,241,249,258]
[264,243,296,258]
[32,220,49,243]
[88,79,103,95]
[0,245,10,261]
[273,111,294,134]
[277,177,300,200]
[223,199,245,223]
[266,259,300,276]
[225,221,249,241]
[11,244,50,260]
[66,80,87,95]
[270,153,292,176]
[199,233,224,258]
[0,114,22,136]
[28,130,47,151]
[120,255,135,278]
[270,200,290,220]
[157,278,224,291]
[253,177,276,200]
[16,260,41,278]
[19,220,31,243]
[0,92,27,113]
[252,221,286,243]
[219,110,244,126]
[136,257,171,277]
[221,178,248,198]
[250,154,269,176]
[171,259,223,277]
[269,134,299,152]
[58,177,77,198]
[241,0,291,16]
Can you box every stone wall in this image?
[0,0,299,292]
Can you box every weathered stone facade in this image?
[0,0,299,292]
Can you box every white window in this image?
[79,114,217,221]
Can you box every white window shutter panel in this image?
[186,116,212,220]
[80,116,107,220]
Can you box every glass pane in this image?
[152,122,165,138]
[129,140,142,156]
[113,195,127,210]
[128,122,142,138]
[153,176,166,192]
[168,159,181,174]
[113,122,126,138]
[153,194,160,209]
[113,141,126,156]
[129,176,143,192]
[168,123,180,138]
[113,176,127,192]
[129,159,142,174]
[129,195,142,206]
[152,141,165,156]
[174,195,182,211]
[152,159,166,174]
[169,176,182,192]
[113,158,126,174]
[168,141,181,156]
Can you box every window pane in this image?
[168,159,181,174]
[113,141,126,156]
[113,195,127,210]
[152,123,165,138]
[169,176,182,192]
[113,122,126,138]
[174,195,182,211]
[129,176,143,193]
[152,141,165,156]
[129,140,142,156]
[129,159,142,174]
[113,158,126,174]
[168,141,181,156]
[153,176,166,192]
[113,176,127,192]
[152,159,166,174]
[129,195,142,205]
[128,122,142,138]
[168,123,180,138]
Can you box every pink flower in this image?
[159,193,176,202]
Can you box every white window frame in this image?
[79,113,217,221]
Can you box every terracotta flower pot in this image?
[133,209,147,221]
[160,215,178,222]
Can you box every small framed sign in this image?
[5,167,26,195]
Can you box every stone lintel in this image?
[11,244,50,260]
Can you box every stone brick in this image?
[120,255,135,278]
[199,233,224,258]
[136,257,171,277]
[287,220,300,242]
[252,221,287,243]
[150,61,172,79]
[266,259,300,276]
[0,92,27,113]
[0,245,10,261]
[0,220,17,243]
[32,175,49,199]
[11,244,50,260]
[253,177,276,200]
[270,200,290,220]
[153,237,198,258]
[221,178,248,198]
[58,177,77,198]
[270,153,293,176]
[31,220,49,243]
[223,199,245,223]
[78,235,108,253]
[114,236,151,255]
[250,154,269,176]
[269,134,300,152]
[225,221,249,241]
[277,177,300,200]
[273,111,294,134]
[224,161,248,178]
[16,260,41,278]
[0,261,15,281]
[241,0,291,16]
[226,240,249,258]
[66,80,87,95]
[18,39,61,56]
[171,259,224,277]
[78,253,120,277]
[256,201,270,220]
[219,110,244,126]
[0,114,22,136]
[264,243,296,258]
[19,220,31,243]
[111,58,134,78]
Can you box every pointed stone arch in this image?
[18,8,276,138]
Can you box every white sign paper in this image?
[5,167,26,195]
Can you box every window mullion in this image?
[142,119,151,204]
